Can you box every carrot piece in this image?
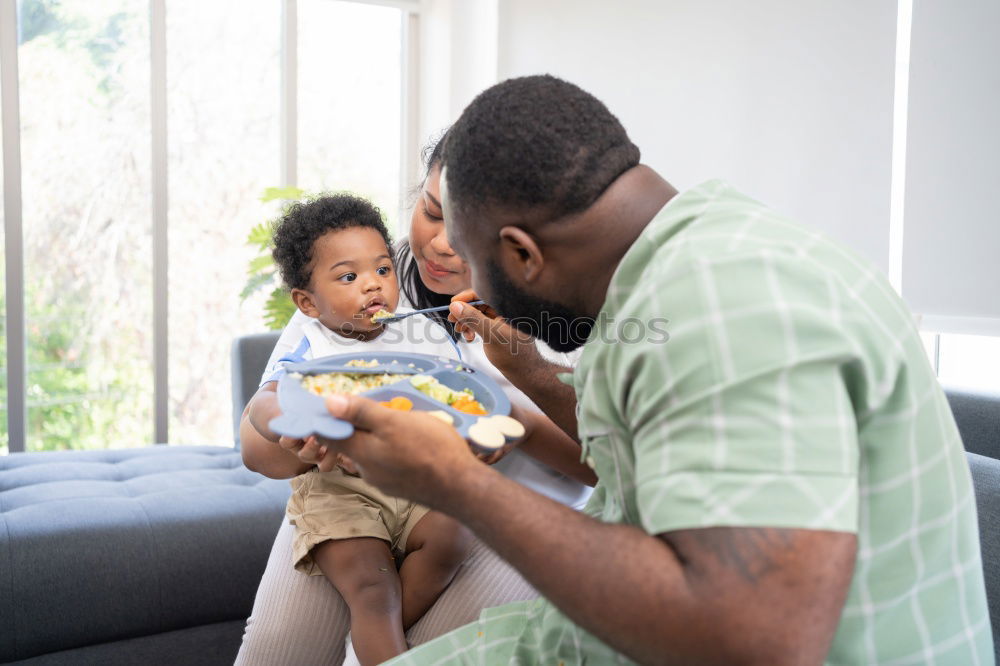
[380,396,414,411]
[452,398,487,415]
[391,396,413,410]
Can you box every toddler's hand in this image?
[278,435,332,470]
[335,453,359,475]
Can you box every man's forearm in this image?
[444,465,696,664]
[442,464,854,665]
[318,390,853,663]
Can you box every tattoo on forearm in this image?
[679,528,795,584]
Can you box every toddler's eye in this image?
[338,273,357,282]
[376,266,392,276]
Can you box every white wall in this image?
[418,0,498,146]
[496,0,898,271]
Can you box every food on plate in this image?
[451,396,487,415]
[345,359,380,368]
[482,414,525,439]
[301,371,408,396]
[370,309,394,323]
[427,410,454,425]
[467,421,505,450]
[380,396,414,411]
[409,374,488,414]
[467,415,524,451]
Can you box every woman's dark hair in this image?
[396,129,460,338]
[273,193,392,291]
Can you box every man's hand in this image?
[319,394,484,506]
[448,290,581,440]
[448,290,536,371]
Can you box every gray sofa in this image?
[953,388,1000,664]
[0,447,289,664]
[0,330,998,664]
[0,333,290,664]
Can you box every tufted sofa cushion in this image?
[0,445,291,663]
[948,387,1000,460]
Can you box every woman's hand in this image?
[448,290,537,372]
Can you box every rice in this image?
[345,359,380,368]
[301,371,408,396]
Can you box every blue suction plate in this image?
[268,351,512,441]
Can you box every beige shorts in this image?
[286,468,430,576]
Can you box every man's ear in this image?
[291,288,319,318]
[498,226,544,283]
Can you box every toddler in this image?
[243,194,473,665]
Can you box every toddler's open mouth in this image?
[361,298,390,319]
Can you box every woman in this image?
[235,133,593,665]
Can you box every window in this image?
[0,80,5,455]
[1,0,414,453]
[165,0,281,445]
[19,0,153,452]
[298,0,402,229]
[922,332,1000,394]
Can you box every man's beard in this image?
[485,260,595,353]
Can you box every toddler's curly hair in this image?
[272,194,392,291]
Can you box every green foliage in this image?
[246,221,275,250]
[260,186,306,203]
[0,289,151,452]
[264,287,298,331]
[20,1,139,97]
[239,271,275,301]
[243,187,313,330]
[247,254,275,275]
[18,0,63,44]
[1,2,151,453]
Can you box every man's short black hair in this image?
[443,74,640,221]
[272,194,392,291]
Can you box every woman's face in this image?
[408,164,471,295]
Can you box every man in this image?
[311,75,992,664]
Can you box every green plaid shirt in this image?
[390,181,992,665]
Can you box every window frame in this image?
[0,0,420,452]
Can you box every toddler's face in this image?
[293,227,399,339]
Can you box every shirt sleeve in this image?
[260,309,313,385]
[611,250,862,536]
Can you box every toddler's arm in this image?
[240,381,313,479]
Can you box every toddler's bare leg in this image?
[400,511,475,630]
[313,537,407,666]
